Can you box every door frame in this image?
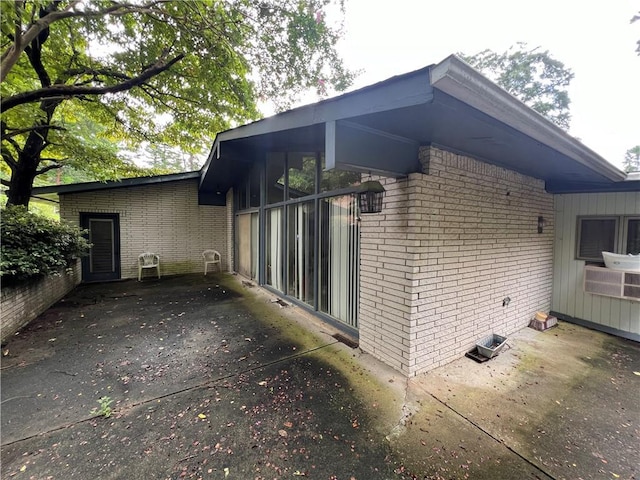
[80,212,121,282]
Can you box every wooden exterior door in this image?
[80,213,121,282]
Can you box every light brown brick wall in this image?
[359,146,554,376]
[359,175,419,374]
[1,261,80,344]
[59,179,228,280]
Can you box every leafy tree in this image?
[0,205,90,285]
[459,43,574,130]
[1,0,353,207]
[286,155,360,197]
[623,146,640,173]
[133,143,203,173]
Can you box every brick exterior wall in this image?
[59,179,228,280]
[1,261,80,344]
[359,146,554,376]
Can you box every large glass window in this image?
[626,218,640,254]
[236,151,362,331]
[249,165,261,208]
[236,212,259,279]
[577,216,640,261]
[237,180,248,210]
[577,217,617,261]
[320,154,361,192]
[287,201,315,306]
[287,153,317,199]
[319,195,360,328]
[265,208,283,290]
[266,153,286,205]
[250,213,259,279]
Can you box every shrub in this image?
[1,206,90,285]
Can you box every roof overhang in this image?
[200,67,433,193]
[429,55,625,183]
[32,56,636,202]
[31,171,201,199]
[201,55,634,196]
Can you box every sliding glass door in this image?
[287,202,315,306]
[235,152,362,331]
[265,208,283,290]
[319,195,359,328]
[236,212,259,280]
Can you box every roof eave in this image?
[31,171,200,195]
[429,55,626,183]
[200,66,434,186]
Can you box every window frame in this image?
[622,215,640,255]
[576,215,640,261]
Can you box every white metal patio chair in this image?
[138,252,160,281]
[202,249,221,275]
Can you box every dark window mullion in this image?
[313,151,321,311]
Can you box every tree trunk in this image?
[6,161,38,207]
[5,99,61,208]
[6,129,46,207]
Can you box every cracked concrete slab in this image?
[402,323,640,480]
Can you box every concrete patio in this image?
[1,274,638,479]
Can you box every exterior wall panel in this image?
[59,179,228,280]
[552,192,640,339]
[359,146,554,376]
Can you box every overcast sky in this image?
[317,0,640,170]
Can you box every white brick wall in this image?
[1,261,80,344]
[59,179,228,280]
[359,146,554,376]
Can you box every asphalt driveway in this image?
[1,273,638,480]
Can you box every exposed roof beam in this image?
[326,120,420,176]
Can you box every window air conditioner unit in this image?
[584,266,640,301]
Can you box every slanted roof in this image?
[32,55,638,202]
[201,55,638,195]
[32,171,200,200]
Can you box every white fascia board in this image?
[429,55,626,182]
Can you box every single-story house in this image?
[32,55,640,376]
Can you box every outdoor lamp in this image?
[358,180,385,214]
[537,216,546,234]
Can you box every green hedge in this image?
[1,206,90,285]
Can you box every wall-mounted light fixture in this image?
[537,216,546,234]
[358,180,385,214]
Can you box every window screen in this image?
[577,217,617,261]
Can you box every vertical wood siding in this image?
[553,193,640,337]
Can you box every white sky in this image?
[299,0,640,170]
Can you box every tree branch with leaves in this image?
[1,0,353,207]
[623,146,640,173]
[459,43,574,130]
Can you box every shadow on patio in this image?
[1,273,638,480]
